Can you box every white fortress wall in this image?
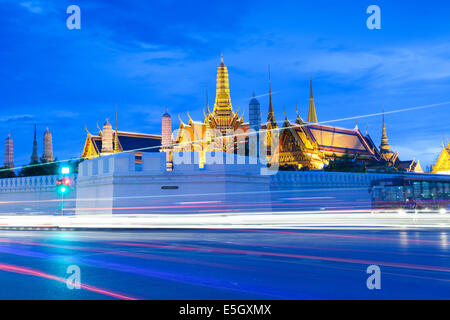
[0,175,77,215]
[75,152,271,215]
[1,154,444,216]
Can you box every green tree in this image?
[0,167,16,179]
[19,157,59,177]
[325,150,366,173]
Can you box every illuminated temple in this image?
[81,116,161,162]
[81,55,423,172]
[432,141,450,174]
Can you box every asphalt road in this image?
[0,228,449,299]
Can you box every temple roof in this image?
[89,131,161,155]
[398,160,423,173]
[304,123,375,156]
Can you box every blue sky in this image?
[1,0,449,168]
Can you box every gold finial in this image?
[295,103,303,125]
[205,84,210,114]
[114,104,120,153]
[96,122,102,136]
[115,105,118,130]
[178,114,184,126]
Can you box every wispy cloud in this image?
[0,114,35,122]
[19,1,43,14]
[52,111,80,119]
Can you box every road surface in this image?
[0,228,449,299]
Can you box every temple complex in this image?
[171,55,417,171]
[80,55,430,173]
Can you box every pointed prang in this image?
[31,124,39,163]
[307,78,318,123]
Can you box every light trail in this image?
[111,241,450,273]
[0,242,299,298]
[0,239,248,271]
[232,229,450,245]
[0,263,138,300]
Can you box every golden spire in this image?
[213,54,233,114]
[267,65,277,127]
[206,84,210,114]
[307,78,318,123]
[178,114,185,127]
[97,122,102,136]
[213,54,235,134]
[380,106,392,153]
[114,104,120,153]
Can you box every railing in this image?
[0,175,77,192]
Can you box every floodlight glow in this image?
[440,208,447,215]
[60,187,66,194]
[61,167,70,175]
